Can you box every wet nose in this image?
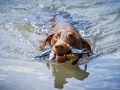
[55,44,65,50]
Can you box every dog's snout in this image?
[52,39,71,54]
[55,44,65,50]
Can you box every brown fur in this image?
[39,22,92,54]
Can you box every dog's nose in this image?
[55,44,65,50]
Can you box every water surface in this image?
[0,0,120,90]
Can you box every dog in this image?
[39,22,92,64]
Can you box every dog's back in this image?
[50,22,77,32]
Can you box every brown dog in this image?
[39,22,92,63]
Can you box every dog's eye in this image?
[68,33,74,40]
[54,35,59,39]
[69,34,74,37]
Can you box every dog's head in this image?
[50,29,83,54]
[40,30,91,53]
[39,23,92,62]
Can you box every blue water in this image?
[0,0,120,90]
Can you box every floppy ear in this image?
[39,34,54,50]
[81,38,92,53]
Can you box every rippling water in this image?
[0,0,120,90]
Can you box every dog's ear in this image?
[39,34,54,50]
[81,38,92,53]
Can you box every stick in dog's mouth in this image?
[34,48,91,64]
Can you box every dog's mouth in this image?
[57,54,65,56]
[55,53,67,62]
[55,50,72,62]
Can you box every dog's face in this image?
[51,30,82,54]
[39,22,92,62]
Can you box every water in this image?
[0,0,120,90]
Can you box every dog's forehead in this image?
[60,30,68,37]
[61,30,77,37]
[55,30,75,36]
